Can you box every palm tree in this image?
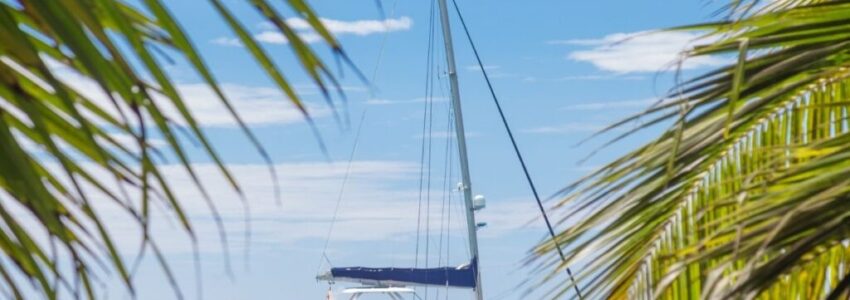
[535,0,850,299]
[0,0,352,298]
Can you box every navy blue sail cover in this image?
[330,258,477,289]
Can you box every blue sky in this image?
[56,0,731,299]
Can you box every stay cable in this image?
[450,0,584,298]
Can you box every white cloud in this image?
[170,83,325,127]
[237,17,413,45]
[555,31,728,73]
[1,158,560,298]
[287,16,413,36]
[99,132,167,150]
[3,161,414,255]
[253,31,322,45]
[21,160,537,256]
[50,63,324,127]
[118,134,166,148]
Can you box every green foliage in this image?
[0,0,349,298]
[537,0,850,299]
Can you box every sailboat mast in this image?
[436,0,483,299]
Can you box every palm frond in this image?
[538,1,850,299]
[0,0,352,298]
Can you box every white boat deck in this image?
[338,286,416,300]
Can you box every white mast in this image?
[436,0,484,299]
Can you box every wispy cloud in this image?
[465,64,500,72]
[551,31,727,73]
[561,99,655,111]
[19,131,166,158]
[218,16,413,46]
[556,74,645,81]
[522,74,646,82]
[463,64,522,79]
[521,123,604,134]
[413,130,481,139]
[365,96,447,105]
[296,83,369,94]
[211,37,242,47]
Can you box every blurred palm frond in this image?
[0,0,354,298]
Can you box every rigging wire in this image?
[449,0,584,298]
[423,77,436,300]
[435,103,454,300]
[369,0,399,88]
[423,0,440,296]
[445,106,463,300]
[374,0,403,269]
[317,111,369,275]
[317,0,398,276]
[319,0,397,274]
[415,0,438,271]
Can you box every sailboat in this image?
[316,0,486,299]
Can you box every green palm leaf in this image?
[0,0,353,298]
